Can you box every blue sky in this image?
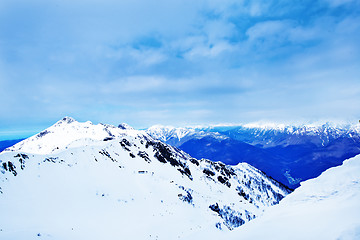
[1,0,360,139]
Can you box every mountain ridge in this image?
[147,122,360,146]
[146,123,360,188]
[0,117,290,239]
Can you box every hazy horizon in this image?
[1,116,360,141]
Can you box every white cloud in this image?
[129,49,167,67]
[0,0,359,130]
[249,1,267,16]
[184,41,233,59]
[246,20,293,41]
[324,0,357,7]
[100,76,166,94]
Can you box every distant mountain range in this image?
[0,138,24,152]
[147,123,360,188]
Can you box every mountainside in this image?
[147,123,360,188]
[187,153,360,240]
[178,136,290,187]
[224,153,360,240]
[0,117,290,240]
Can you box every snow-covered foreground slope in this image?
[0,118,290,240]
[194,154,360,240]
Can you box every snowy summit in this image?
[0,117,290,240]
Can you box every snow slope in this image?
[0,118,290,240]
[218,153,360,240]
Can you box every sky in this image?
[0,0,360,139]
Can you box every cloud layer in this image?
[1,0,360,137]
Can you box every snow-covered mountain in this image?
[224,153,360,240]
[3,117,137,155]
[146,125,195,143]
[147,122,360,149]
[146,125,227,147]
[147,123,360,189]
[221,122,360,148]
[187,153,360,240]
[0,117,290,240]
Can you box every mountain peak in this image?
[57,116,76,125]
[4,118,138,154]
[118,123,134,130]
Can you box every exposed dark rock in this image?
[203,168,215,176]
[61,117,75,124]
[215,222,222,229]
[18,158,25,170]
[152,142,180,167]
[2,161,17,176]
[189,158,199,166]
[218,175,231,188]
[245,210,255,221]
[209,203,220,213]
[120,139,132,151]
[177,167,193,180]
[137,151,151,163]
[2,162,7,171]
[178,186,193,204]
[103,137,114,141]
[37,130,50,138]
[99,149,117,162]
[44,157,58,163]
[146,140,193,180]
[209,203,245,230]
[236,186,249,201]
[14,153,29,159]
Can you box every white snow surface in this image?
[242,121,360,137]
[148,122,360,139]
[146,125,227,146]
[191,154,360,240]
[147,122,360,149]
[4,117,142,155]
[0,117,290,240]
[146,125,197,142]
